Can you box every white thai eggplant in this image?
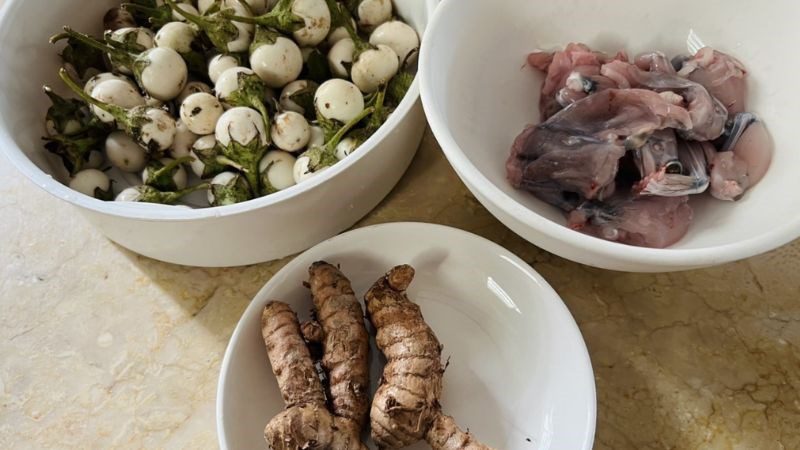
[325,0,398,93]
[214,66,272,133]
[106,27,154,74]
[208,171,252,206]
[215,107,270,193]
[208,54,240,84]
[279,79,317,116]
[69,169,113,200]
[154,21,197,54]
[335,136,358,160]
[248,27,303,88]
[169,120,200,159]
[180,92,224,135]
[293,104,373,182]
[271,111,310,152]
[60,68,177,153]
[164,0,253,53]
[105,130,149,172]
[326,17,356,46]
[142,156,191,191]
[327,37,355,78]
[83,72,136,96]
[53,27,187,101]
[189,134,232,179]
[259,150,297,192]
[355,0,391,31]
[314,78,364,123]
[369,20,419,65]
[89,79,146,124]
[224,0,331,47]
[176,80,213,105]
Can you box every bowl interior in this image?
[218,223,595,449]
[0,0,431,217]
[423,0,800,250]
[0,0,118,183]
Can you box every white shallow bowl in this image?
[0,0,433,267]
[217,222,596,449]
[420,0,800,272]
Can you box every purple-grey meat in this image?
[601,60,728,141]
[507,125,625,210]
[510,43,770,248]
[567,196,694,248]
[507,89,694,209]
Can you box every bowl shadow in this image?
[113,130,439,339]
[118,244,295,340]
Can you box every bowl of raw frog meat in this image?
[0,0,434,267]
[420,0,800,272]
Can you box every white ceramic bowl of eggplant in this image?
[420,0,800,272]
[0,0,433,267]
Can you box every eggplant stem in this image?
[163,0,210,28]
[224,8,304,33]
[149,156,193,183]
[56,68,128,122]
[326,106,375,150]
[166,182,211,203]
[216,155,245,171]
[252,99,272,143]
[324,0,373,55]
[57,27,131,63]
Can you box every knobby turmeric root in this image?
[261,301,366,450]
[304,262,371,430]
[365,265,495,450]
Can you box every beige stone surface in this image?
[1,128,799,449]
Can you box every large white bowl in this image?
[0,0,433,267]
[217,223,596,449]
[420,0,800,272]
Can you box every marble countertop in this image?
[2,129,800,448]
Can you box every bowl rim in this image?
[215,221,597,450]
[0,0,437,223]
[418,0,800,269]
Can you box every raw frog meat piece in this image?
[709,151,750,201]
[601,60,728,141]
[677,47,748,115]
[507,89,693,210]
[708,112,772,200]
[568,196,694,248]
[507,124,624,210]
[635,51,678,74]
[511,42,770,248]
[528,43,627,120]
[634,131,711,197]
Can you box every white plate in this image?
[217,222,596,449]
